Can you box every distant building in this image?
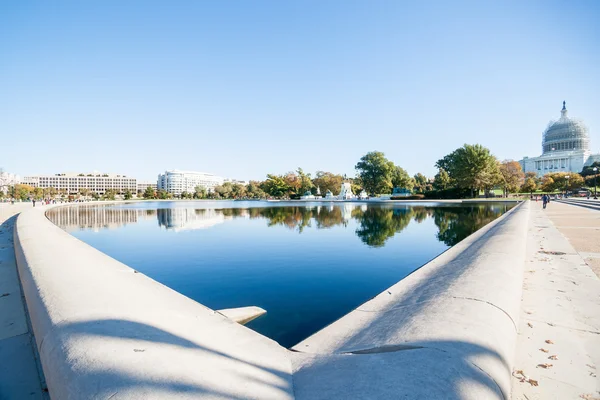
[0,171,20,193]
[520,102,600,176]
[137,182,157,193]
[157,170,224,196]
[21,173,137,195]
[223,178,248,186]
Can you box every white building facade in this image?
[137,182,157,193]
[520,102,600,176]
[21,173,137,195]
[157,170,224,196]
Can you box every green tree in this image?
[246,181,266,199]
[581,161,600,177]
[261,175,291,198]
[231,183,247,199]
[498,160,525,197]
[33,187,44,199]
[103,189,117,200]
[194,185,207,199]
[312,171,344,196]
[124,190,132,200]
[391,166,413,190]
[296,168,313,195]
[143,186,155,199]
[433,168,451,190]
[355,151,395,195]
[157,189,169,199]
[215,182,233,199]
[412,173,429,193]
[436,144,500,197]
[91,191,100,200]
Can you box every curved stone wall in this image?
[14,201,528,399]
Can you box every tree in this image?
[498,160,525,197]
[433,168,451,190]
[124,190,132,200]
[436,144,500,197]
[581,161,600,177]
[521,178,537,195]
[143,186,155,199]
[296,168,313,195]
[261,175,291,198]
[215,182,233,199]
[312,171,344,196]
[391,167,413,190]
[541,172,584,192]
[103,189,117,200]
[14,184,33,201]
[413,173,429,193]
[246,181,266,199]
[194,185,207,199]
[33,187,44,199]
[79,187,90,199]
[355,151,395,195]
[91,191,100,200]
[157,189,169,199]
[231,183,247,199]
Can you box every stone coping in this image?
[14,200,529,399]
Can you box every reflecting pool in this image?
[47,201,515,347]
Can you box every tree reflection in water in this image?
[48,203,513,248]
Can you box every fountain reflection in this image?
[47,203,514,248]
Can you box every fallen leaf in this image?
[545,340,554,344]
[527,322,534,328]
[540,348,549,353]
[549,355,558,360]
[537,363,553,369]
[527,379,539,386]
[525,311,533,315]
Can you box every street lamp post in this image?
[594,167,598,199]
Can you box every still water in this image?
[47,201,514,347]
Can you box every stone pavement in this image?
[0,203,46,399]
[512,200,600,400]
[549,200,600,279]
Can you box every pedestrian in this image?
[32,198,36,207]
[542,194,548,209]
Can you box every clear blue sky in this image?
[1,1,599,182]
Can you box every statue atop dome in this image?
[561,100,568,118]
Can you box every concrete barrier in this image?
[14,201,529,399]
[292,201,530,399]
[14,205,294,399]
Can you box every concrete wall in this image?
[13,201,529,399]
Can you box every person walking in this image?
[542,194,548,209]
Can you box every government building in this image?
[21,173,137,195]
[520,102,600,176]
[157,170,224,196]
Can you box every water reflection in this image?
[47,202,514,248]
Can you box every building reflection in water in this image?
[47,203,514,247]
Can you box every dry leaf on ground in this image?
[537,363,553,369]
[540,348,549,353]
[548,355,558,360]
[545,339,554,344]
[528,379,539,386]
[527,322,534,328]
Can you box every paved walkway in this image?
[550,200,600,279]
[0,203,46,399]
[512,201,600,399]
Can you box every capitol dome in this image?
[542,101,590,154]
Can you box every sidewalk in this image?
[512,201,600,399]
[547,201,600,279]
[0,203,46,399]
